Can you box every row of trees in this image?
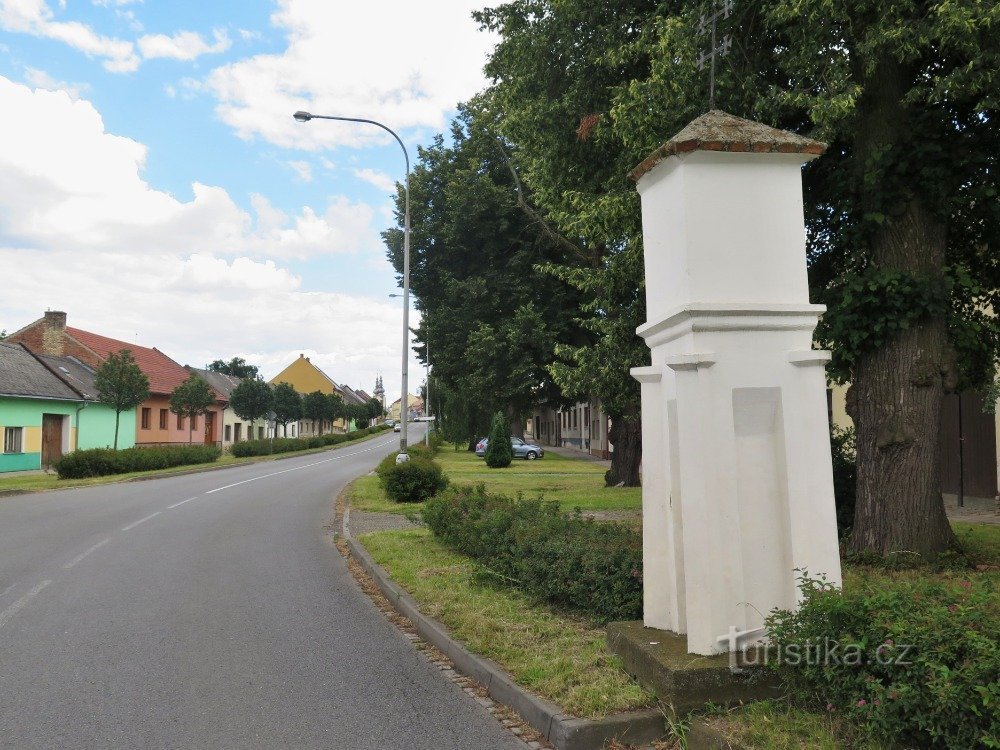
[385,0,999,556]
[93,351,384,448]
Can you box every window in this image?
[141,408,151,429]
[235,423,242,442]
[3,427,23,453]
[191,415,198,430]
[573,410,578,429]
[177,413,183,430]
[258,427,264,440]
[159,409,168,429]
[224,425,231,442]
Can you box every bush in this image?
[767,573,1000,749]
[484,411,513,468]
[376,453,448,503]
[229,424,391,457]
[423,485,642,623]
[428,429,445,454]
[56,444,222,478]
[830,426,856,535]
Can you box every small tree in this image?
[272,382,302,437]
[484,411,513,468]
[367,398,384,424]
[302,391,328,434]
[94,350,150,450]
[230,377,273,431]
[326,393,345,430]
[170,374,217,444]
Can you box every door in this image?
[204,411,215,444]
[41,414,64,467]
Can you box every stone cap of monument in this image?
[628,110,827,182]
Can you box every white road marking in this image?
[167,496,199,509]
[122,512,161,531]
[205,439,399,495]
[63,538,111,569]
[0,580,51,629]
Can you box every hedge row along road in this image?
[0,424,525,749]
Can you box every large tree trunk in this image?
[605,404,641,487]
[847,57,956,555]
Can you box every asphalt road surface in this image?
[0,427,526,749]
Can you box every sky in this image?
[0,0,497,401]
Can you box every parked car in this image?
[475,437,544,460]
[393,423,401,432]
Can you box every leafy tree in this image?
[367,397,385,422]
[325,393,345,427]
[478,0,1000,553]
[484,411,513,468]
[0,329,6,340]
[271,382,302,437]
[302,390,329,433]
[208,357,259,379]
[170,373,217,444]
[94,350,150,450]
[230,377,273,428]
[384,104,583,443]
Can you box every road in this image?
[0,428,526,750]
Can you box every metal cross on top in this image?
[696,0,734,109]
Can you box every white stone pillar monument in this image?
[630,111,843,656]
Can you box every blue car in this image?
[475,437,544,460]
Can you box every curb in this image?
[342,507,666,750]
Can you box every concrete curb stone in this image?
[342,507,666,750]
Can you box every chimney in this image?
[42,310,67,356]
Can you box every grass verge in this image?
[359,527,654,719]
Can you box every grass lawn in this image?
[359,527,654,718]
[433,444,640,512]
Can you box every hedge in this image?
[229,424,390,457]
[422,485,642,624]
[767,573,999,749]
[56,444,222,479]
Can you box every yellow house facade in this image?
[269,354,349,434]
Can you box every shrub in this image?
[484,411,512,468]
[830,426,856,535]
[229,424,390,457]
[423,485,642,623]
[428,430,445,454]
[56,444,221,478]
[376,453,448,503]
[767,573,1000,749]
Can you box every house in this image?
[0,341,135,471]
[185,366,269,446]
[268,353,351,435]
[527,397,613,459]
[6,311,224,446]
[388,394,422,422]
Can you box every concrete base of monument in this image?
[607,621,780,714]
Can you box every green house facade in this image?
[0,343,134,472]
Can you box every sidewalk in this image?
[542,444,612,469]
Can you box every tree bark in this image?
[847,57,956,555]
[606,404,641,487]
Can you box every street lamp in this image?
[294,110,412,463]
[390,292,430,447]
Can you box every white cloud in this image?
[204,0,496,150]
[288,160,312,182]
[0,77,376,260]
[1,1,233,70]
[353,168,395,193]
[22,66,89,99]
[1,0,140,71]
[138,28,230,61]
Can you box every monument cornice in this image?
[636,302,825,349]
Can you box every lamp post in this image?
[389,292,431,447]
[294,110,411,462]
